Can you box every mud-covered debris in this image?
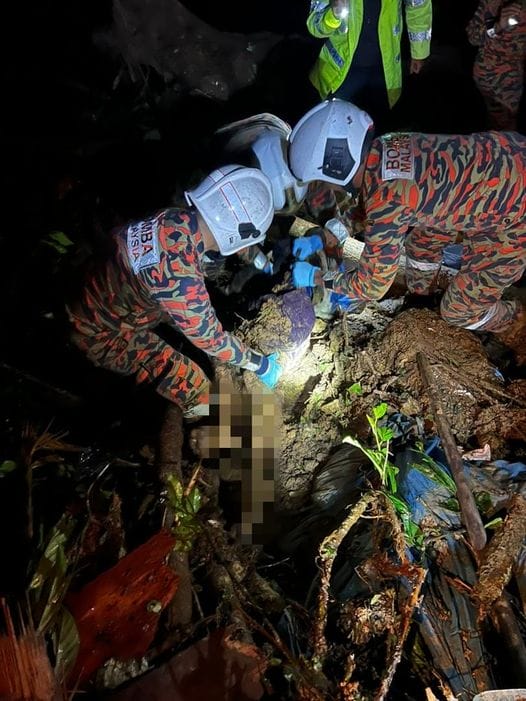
[474,493,526,619]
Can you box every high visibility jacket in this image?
[307,0,432,107]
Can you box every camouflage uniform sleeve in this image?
[405,0,432,60]
[152,273,264,369]
[466,0,493,46]
[140,211,264,371]
[325,185,412,301]
[307,0,344,38]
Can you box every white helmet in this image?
[185,165,274,256]
[215,113,308,214]
[289,99,374,187]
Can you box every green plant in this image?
[343,403,423,549]
[347,382,363,397]
[165,475,202,552]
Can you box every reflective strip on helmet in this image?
[405,0,426,6]
[405,257,440,271]
[219,181,251,223]
[408,30,432,41]
[463,304,499,330]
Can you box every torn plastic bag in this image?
[394,442,526,699]
[278,444,373,557]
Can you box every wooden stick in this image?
[490,594,526,686]
[416,352,487,551]
[373,566,427,701]
[312,492,376,662]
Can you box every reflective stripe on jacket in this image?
[307,0,432,107]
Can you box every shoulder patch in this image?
[381,134,415,181]
[127,217,160,274]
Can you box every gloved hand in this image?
[293,235,324,261]
[329,291,365,314]
[330,0,348,20]
[255,353,283,389]
[292,262,321,289]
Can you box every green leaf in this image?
[376,427,394,443]
[188,486,202,514]
[484,517,503,530]
[412,450,457,495]
[373,403,388,420]
[41,231,75,258]
[0,460,17,475]
[348,382,363,396]
[29,515,76,633]
[386,493,410,516]
[52,606,80,678]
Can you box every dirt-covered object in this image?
[352,308,525,453]
[238,290,315,356]
[473,493,526,619]
[108,0,280,100]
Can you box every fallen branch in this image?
[157,404,192,628]
[474,493,526,618]
[434,357,526,409]
[312,492,377,662]
[373,566,427,701]
[490,594,526,686]
[416,352,487,551]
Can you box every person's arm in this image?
[405,0,432,72]
[156,274,263,368]
[324,187,412,300]
[307,0,348,38]
[466,0,494,46]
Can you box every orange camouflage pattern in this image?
[68,208,263,415]
[467,0,526,130]
[334,131,526,331]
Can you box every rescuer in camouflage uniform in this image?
[67,166,283,418]
[288,100,526,358]
[467,0,526,131]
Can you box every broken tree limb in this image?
[473,493,526,618]
[490,593,526,687]
[373,565,427,701]
[157,403,192,628]
[312,492,377,663]
[416,352,487,551]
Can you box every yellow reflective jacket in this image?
[307,0,432,107]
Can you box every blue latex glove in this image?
[292,235,324,261]
[292,261,320,289]
[255,353,283,389]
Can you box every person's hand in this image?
[497,3,523,31]
[410,58,426,75]
[330,0,348,20]
[255,353,283,389]
[292,235,324,261]
[292,262,321,288]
